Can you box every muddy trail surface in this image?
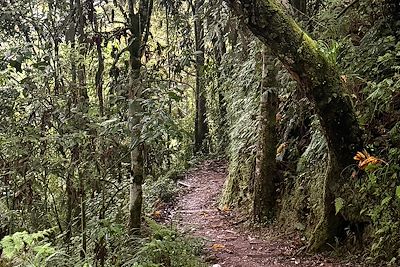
[169,160,363,267]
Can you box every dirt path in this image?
[170,160,362,267]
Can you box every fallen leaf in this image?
[152,210,162,218]
[211,243,225,251]
[222,205,231,212]
[276,142,288,155]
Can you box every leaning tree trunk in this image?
[193,0,208,153]
[227,0,363,250]
[253,50,279,222]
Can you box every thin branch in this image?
[145,78,195,90]
[337,0,360,19]
[139,0,154,57]
[110,37,137,70]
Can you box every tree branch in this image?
[336,0,360,19]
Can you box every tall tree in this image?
[192,0,208,153]
[253,50,279,222]
[226,0,363,250]
[126,0,153,234]
[210,3,228,154]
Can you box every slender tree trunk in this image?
[227,0,363,250]
[64,0,76,250]
[76,0,89,109]
[94,27,104,116]
[212,8,228,154]
[79,171,87,258]
[193,0,208,153]
[65,171,73,249]
[67,0,78,104]
[126,0,153,234]
[166,5,172,167]
[77,0,88,257]
[253,50,279,222]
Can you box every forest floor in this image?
[167,160,364,267]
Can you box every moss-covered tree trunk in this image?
[253,50,279,222]
[227,0,363,250]
[127,0,153,234]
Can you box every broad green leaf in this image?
[335,197,345,215]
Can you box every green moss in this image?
[221,156,255,209]
[278,123,331,249]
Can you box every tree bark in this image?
[253,50,279,222]
[76,0,89,109]
[226,0,363,250]
[76,0,88,257]
[94,30,104,116]
[64,0,77,250]
[126,0,152,234]
[212,8,228,154]
[193,0,208,153]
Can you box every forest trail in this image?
[170,160,360,267]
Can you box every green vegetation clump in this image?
[132,219,205,267]
[0,229,67,267]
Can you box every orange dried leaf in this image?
[353,151,366,161]
[211,243,225,251]
[358,156,380,170]
[152,210,162,218]
[222,205,231,212]
[354,150,383,170]
[362,149,371,158]
[276,142,288,155]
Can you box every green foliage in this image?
[396,186,400,199]
[0,1,197,265]
[143,173,180,213]
[357,160,400,262]
[331,2,400,261]
[303,0,400,261]
[219,40,262,206]
[132,219,205,267]
[334,198,345,215]
[317,40,341,65]
[1,0,400,265]
[0,229,65,267]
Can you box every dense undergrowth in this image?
[1,0,399,265]
[0,219,204,267]
[216,0,400,263]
